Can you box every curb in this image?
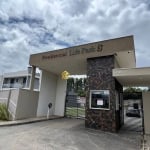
[0,116,64,127]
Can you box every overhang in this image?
[29,35,136,75]
[113,67,150,86]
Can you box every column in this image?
[55,76,67,116]
[30,66,36,91]
[85,55,117,132]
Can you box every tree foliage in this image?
[123,87,142,93]
[123,87,144,100]
[67,78,87,97]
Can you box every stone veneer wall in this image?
[85,55,122,132]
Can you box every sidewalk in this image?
[143,134,150,149]
[0,115,63,127]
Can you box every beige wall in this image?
[37,70,57,117]
[15,89,39,120]
[0,88,39,120]
[6,89,39,120]
[142,92,150,134]
[114,57,120,68]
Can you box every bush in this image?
[0,103,9,121]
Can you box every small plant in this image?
[0,103,9,121]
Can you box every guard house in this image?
[29,35,150,133]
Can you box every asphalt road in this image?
[0,118,141,150]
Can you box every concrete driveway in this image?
[0,118,141,150]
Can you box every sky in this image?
[0,0,150,74]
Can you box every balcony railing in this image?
[2,83,27,89]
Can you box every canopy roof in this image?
[113,67,150,86]
[29,35,136,75]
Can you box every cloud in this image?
[0,0,150,74]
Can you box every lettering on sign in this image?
[42,43,103,60]
[97,44,103,52]
[42,52,67,60]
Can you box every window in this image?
[4,78,8,84]
[90,90,110,110]
[10,78,14,84]
[23,77,26,84]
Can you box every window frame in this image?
[89,90,110,110]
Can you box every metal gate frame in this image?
[65,93,85,119]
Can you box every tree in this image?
[67,77,86,97]
[123,87,143,100]
[67,78,74,91]
[123,87,142,93]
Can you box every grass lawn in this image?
[66,107,85,117]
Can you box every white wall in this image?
[0,75,3,89]
[55,77,67,116]
[3,88,39,120]
[143,92,150,134]
[0,89,10,104]
[37,70,57,117]
[8,89,20,120]
[34,78,39,90]
[15,89,39,119]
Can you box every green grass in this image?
[0,103,9,121]
[66,107,85,117]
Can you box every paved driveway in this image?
[0,118,141,150]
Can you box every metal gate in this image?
[65,92,85,118]
[123,92,144,133]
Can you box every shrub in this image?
[0,103,9,121]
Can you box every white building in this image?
[0,67,40,90]
[0,67,40,120]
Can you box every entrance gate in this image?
[65,91,85,118]
[123,92,144,133]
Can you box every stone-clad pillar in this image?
[85,55,122,132]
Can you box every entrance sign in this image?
[42,44,103,60]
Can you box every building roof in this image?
[2,70,40,78]
[3,70,29,78]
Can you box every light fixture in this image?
[61,70,70,80]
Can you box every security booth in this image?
[29,35,150,133]
[85,55,124,132]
